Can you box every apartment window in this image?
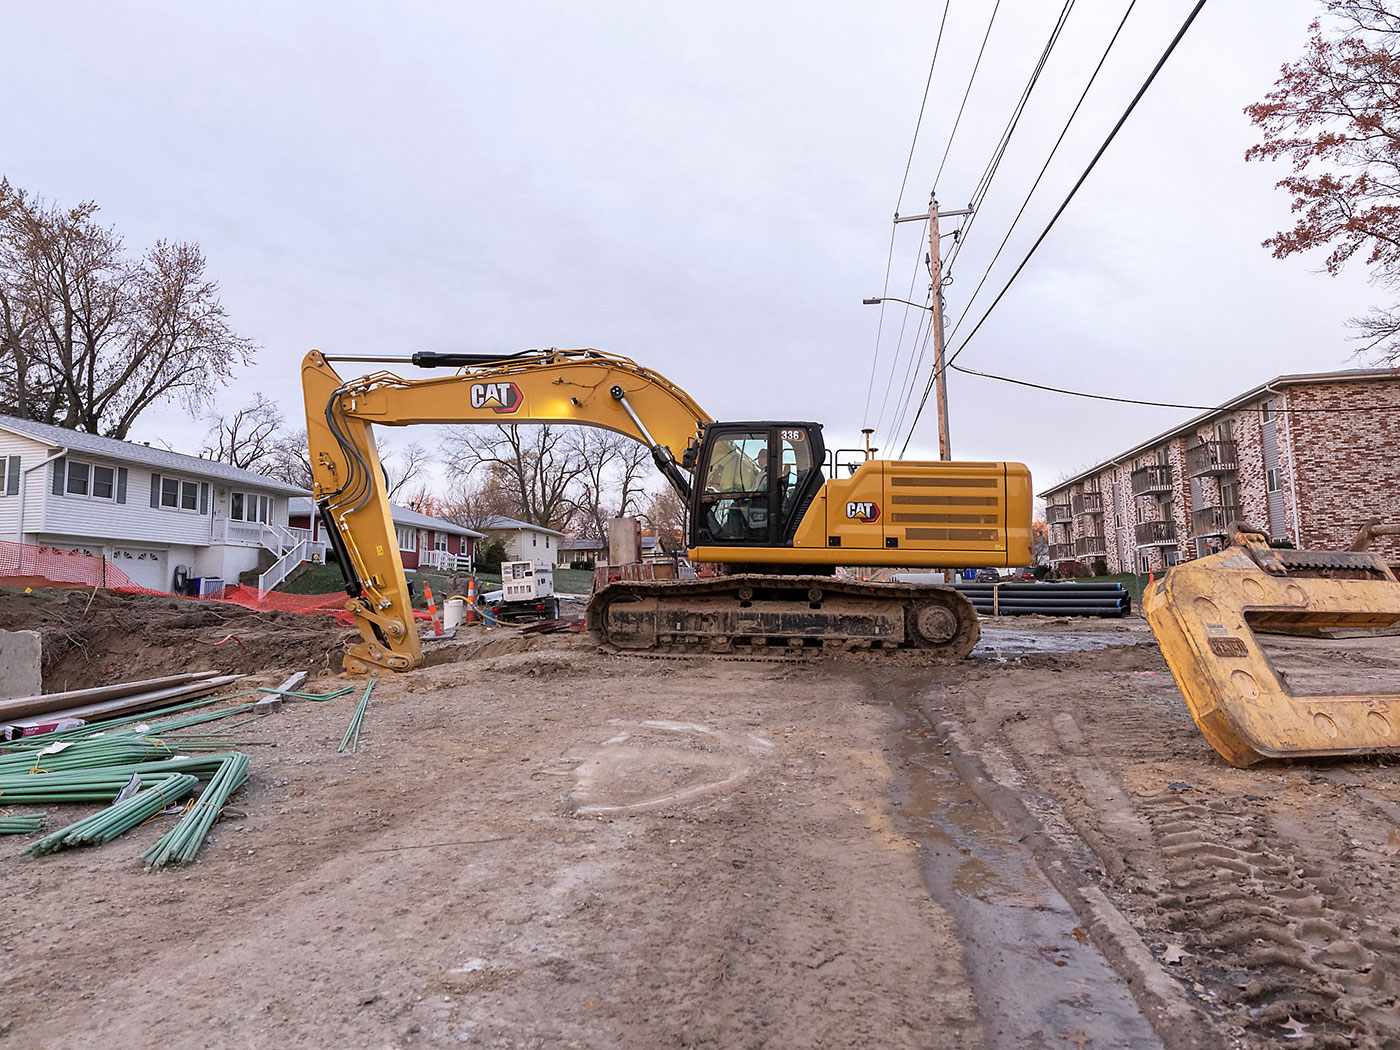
[1266,469,1280,493]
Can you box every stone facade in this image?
[1039,371,1400,573]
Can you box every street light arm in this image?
[863,296,933,310]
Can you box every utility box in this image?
[491,562,559,622]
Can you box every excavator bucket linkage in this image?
[1144,525,1400,767]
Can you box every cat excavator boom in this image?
[302,347,1033,674]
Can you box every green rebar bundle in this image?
[142,753,250,867]
[338,680,376,754]
[21,773,198,856]
[0,753,238,805]
[0,813,44,835]
[0,737,178,776]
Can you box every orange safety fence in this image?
[0,540,361,619]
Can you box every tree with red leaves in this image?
[1246,2,1400,362]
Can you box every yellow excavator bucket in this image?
[1143,525,1400,767]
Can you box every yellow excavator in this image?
[301,347,1033,674]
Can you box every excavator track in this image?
[585,574,980,661]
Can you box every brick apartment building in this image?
[1038,368,1400,575]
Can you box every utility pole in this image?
[892,195,972,461]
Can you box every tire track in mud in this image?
[1134,787,1400,1049]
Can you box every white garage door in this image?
[109,546,169,592]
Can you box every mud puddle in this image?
[975,625,1145,658]
[890,700,1164,1049]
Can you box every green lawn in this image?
[277,562,596,607]
[1076,573,1152,607]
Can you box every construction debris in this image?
[2,673,242,740]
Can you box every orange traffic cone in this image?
[466,575,477,623]
[424,581,443,636]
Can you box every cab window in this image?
[700,431,769,543]
[778,428,814,519]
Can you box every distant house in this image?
[288,497,482,573]
[555,535,665,568]
[0,414,306,594]
[480,516,565,569]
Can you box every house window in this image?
[397,527,417,551]
[160,477,181,508]
[435,533,448,552]
[92,465,115,500]
[1266,469,1280,493]
[66,461,89,496]
[62,460,116,500]
[1261,400,1274,422]
[532,534,537,547]
[231,492,271,523]
[0,455,17,497]
[181,481,198,511]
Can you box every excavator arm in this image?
[302,348,713,674]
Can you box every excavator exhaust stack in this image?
[1144,524,1400,767]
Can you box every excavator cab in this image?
[690,423,826,549]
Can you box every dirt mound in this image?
[0,588,355,690]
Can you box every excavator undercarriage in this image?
[586,574,980,659]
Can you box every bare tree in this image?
[202,395,285,470]
[641,487,689,552]
[0,180,254,436]
[442,424,584,529]
[381,440,432,502]
[262,428,314,490]
[438,476,516,532]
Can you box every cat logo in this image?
[469,381,523,414]
[846,501,880,523]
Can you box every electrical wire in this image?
[944,0,1077,277]
[946,0,1139,347]
[933,0,1003,193]
[863,1,952,428]
[880,0,1079,447]
[950,362,1400,413]
[899,0,1211,456]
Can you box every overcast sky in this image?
[2,0,1376,500]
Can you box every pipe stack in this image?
[951,581,1132,618]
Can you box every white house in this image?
[481,516,565,569]
[0,415,309,594]
[288,496,482,574]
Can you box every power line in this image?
[932,0,1003,193]
[862,2,952,427]
[882,0,1079,447]
[951,362,1400,413]
[899,0,1211,456]
[944,0,1077,277]
[945,0,1139,348]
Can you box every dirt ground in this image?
[2,600,1399,1049]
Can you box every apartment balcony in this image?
[1135,519,1177,546]
[1049,542,1076,563]
[1129,464,1173,496]
[1185,440,1239,478]
[1074,534,1107,557]
[1046,502,1073,525]
[1071,492,1104,516]
[1190,504,1241,538]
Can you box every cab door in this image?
[689,423,825,549]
